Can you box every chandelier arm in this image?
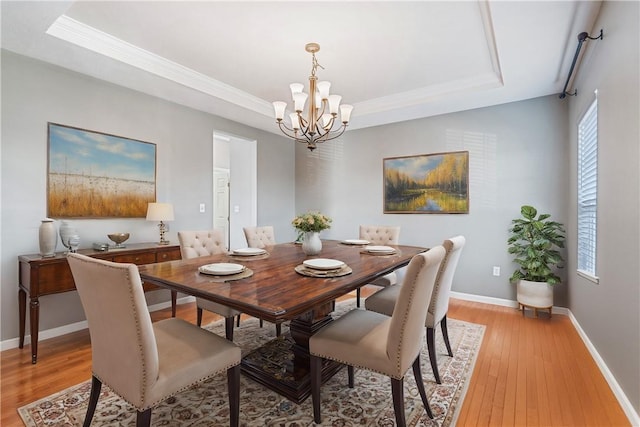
[317,125,348,143]
[277,121,305,140]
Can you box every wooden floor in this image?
[1,289,630,426]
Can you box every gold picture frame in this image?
[383,150,469,214]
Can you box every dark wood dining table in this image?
[138,239,427,403]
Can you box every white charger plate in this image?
[199,263,245,275]
[303,258,346,271]
[364,245,396,254]
[342,239,370,245]
[233,248,267,256]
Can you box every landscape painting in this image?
[47,123,156,218]
[383,151,469,214]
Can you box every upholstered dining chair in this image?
[67,253,241,427]
[242,226,276,249]
[355,225,401,307]
[366,235,466,384]
[178,229,242,340]
[241,225,282,336]
[309,245,446,427]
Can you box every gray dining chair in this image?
[309,245,446,426]
[355,225,401,307]
[178,229,241,340]
[67,253,241,427]
[366,235,466,384]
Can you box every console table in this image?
[18,243,181,363]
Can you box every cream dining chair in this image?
[242,226,276,249]
[242,225,282,336]
[355,225,401,307]
[178,229,242,340]
[366,235,466,384]
[309,246,446,426]
[67,253,241,427]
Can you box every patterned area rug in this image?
[18,299,484,426]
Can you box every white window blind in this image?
[577,97,598,281]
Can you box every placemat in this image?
[199,268,254,282]
[294,264,353,278]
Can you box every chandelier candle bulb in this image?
[340,104,354,123]
[273,101,286,120]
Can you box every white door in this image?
[213,168,230,248]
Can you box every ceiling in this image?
[1,1,603,135]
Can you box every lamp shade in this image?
[146,203,174,221]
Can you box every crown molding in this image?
[46,15,273,117]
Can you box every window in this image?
[577,95,599,282]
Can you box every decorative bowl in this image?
[108,233,130,248]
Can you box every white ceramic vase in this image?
[302,231,322,255]
[39,218,57,257]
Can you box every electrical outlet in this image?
[493,266,501,276]
[199,203,205,213]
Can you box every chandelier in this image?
[272,43,353,151]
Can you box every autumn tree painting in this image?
[383,151,469,213]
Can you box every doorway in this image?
[213,132,257,250]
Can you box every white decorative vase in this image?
[59,220,77,253]
[302,232,322,255]
[39,218,57,257]
[516,279,554,309]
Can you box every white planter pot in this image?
[517,279,554,316]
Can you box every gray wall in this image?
[1,50,295,341]
[296,95,570,304]
[566,1,639,414]
[293,0,639,414]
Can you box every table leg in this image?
[171,291,177,317]
[240,301,342,404]
[18,288,26,349]
[29,297,40,364]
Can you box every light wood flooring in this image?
[1,288,630,426]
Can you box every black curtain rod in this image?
[559,29,603,99]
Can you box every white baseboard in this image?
[567,310,640,426]
[0,296,196,351]
[451,291,638,426]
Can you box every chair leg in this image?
[347,365,354,388]
[391,377,407,427]
[356,288,361,307]
[275,322,282,337]
[227,364,240,427]
[196,307,203,327]
[412,356,434,419]
[427,327,441,384]
[441,315,453,357]
[225,317,235,341]
[260,318,264,328]
[136,408,152,427]
[83,375,102,427]
[310,355,323,424]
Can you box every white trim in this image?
[0,296,196,351]
[46,16,272,117]
[567,310,640,426]
[451,291,638,426]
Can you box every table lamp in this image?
[146,202,174,245]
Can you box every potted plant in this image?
[292,211,332,255]
[507,205,566,316]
